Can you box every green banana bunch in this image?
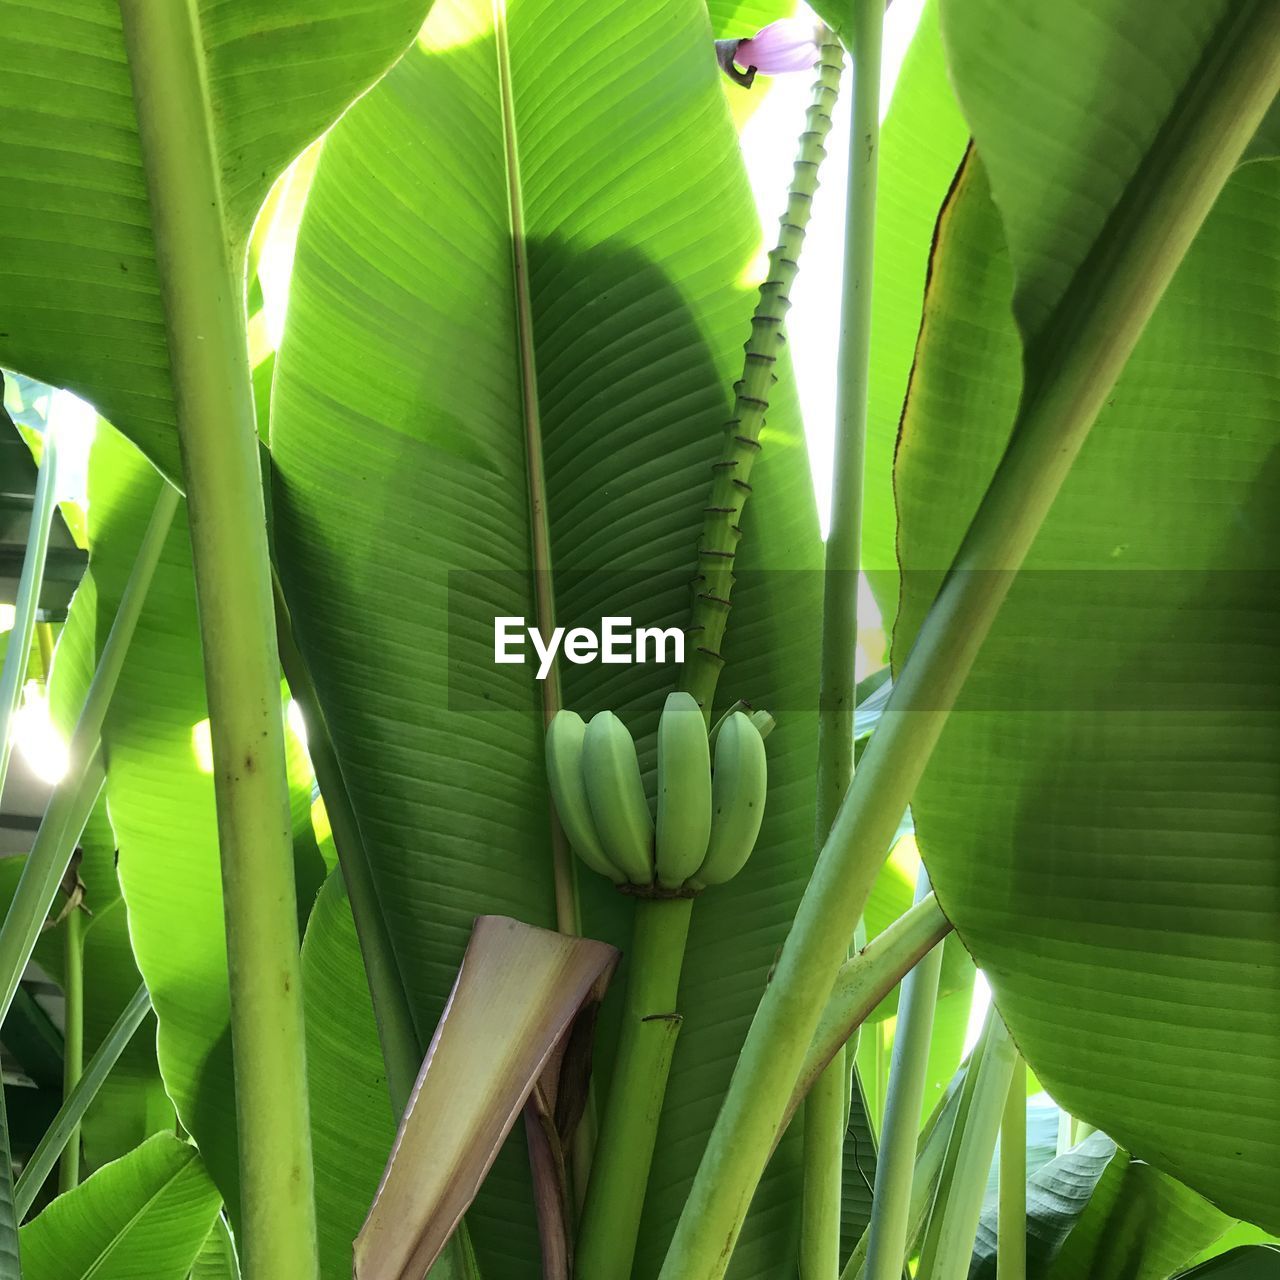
[581,710,655,885]
[544,710,627,885]
[692,710,768,888]
[654,692,712,889]
[545,700,769,893]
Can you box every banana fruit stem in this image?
[575,896,694,1278]
[682,33,845,718]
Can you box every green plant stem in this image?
[0,432,57,795]
[913,1010,993,1250]
[682,32,845,718]
[15,984,152,1221]
[58,902,85,1194]
[839,1072,963,1280]
[117,5,318,1274]
[0,1078,19,1278]
[575,896,693,1278]
[800,1062,844,1275]
[272,575,420,1115]
[789,891,950,1115]
[916,1014,1016,1280]
[804,8,883,1272]
[0,484,172,1028]
[862,873,943,1280]
[657,15,1278,1272]
[998,1056,1027,1280]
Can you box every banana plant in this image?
[0,1,1276,1279]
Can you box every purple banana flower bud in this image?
[716,19,822,88]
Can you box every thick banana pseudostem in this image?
[682,32,845,718]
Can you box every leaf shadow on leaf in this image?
[273,232,758,1278]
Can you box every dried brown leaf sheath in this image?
[354,916,618,1280]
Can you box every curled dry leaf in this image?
[354,916,618,1280]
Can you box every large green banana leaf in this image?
[707,1,794,38]
[270,0,826,1274]
[890,0,1280,1230]
[18,1133,220,1280]
[0,0,430,486]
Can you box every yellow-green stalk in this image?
[916,1015,1017,1280]
[117,2,317,1273]
[805,4,884,1272]
[861,873,944,1280]
[998,1057,1028,1280]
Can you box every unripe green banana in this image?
[694,711,768,887]
[748,709,776,739]
[708,699,750,752]
[654,692,712,889]
[582,710,655,885]
[545,711,626,884]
